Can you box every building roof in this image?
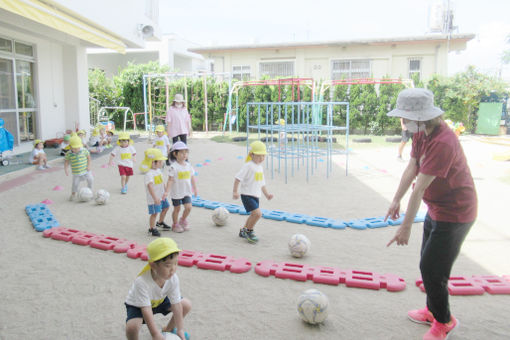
[189,34,475,53]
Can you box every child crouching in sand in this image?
[125,237,191,340]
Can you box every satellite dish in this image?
[138,24,154,39]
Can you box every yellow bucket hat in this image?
[155,125,166,133]
[140,148,167,173]
[77,129,86,136]
[117,132,134,145]
[275,118,286,125]
[246,140,267,162]
[33,139,43,147]
[138,237,181,276]
[69,136,83,149]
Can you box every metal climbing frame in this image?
[246,101,350,183]
[142,72,232,140]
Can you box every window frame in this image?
[258,60,295,78]
[408,57,422,82]
[232,65,251,81]
[330,59,371,80]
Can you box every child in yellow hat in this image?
[141,148,171,236]
[108,132,136,194]
[165,141,198,232]
[125,237,191,340]
[232,141,274,243]
[153,125,171,164]
[64,136,93,201]
[30,139,49,170]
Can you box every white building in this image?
[189,34,474,82]
[0,0,160,148]
[87,33,207,78]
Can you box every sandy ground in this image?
[0,133,509,340]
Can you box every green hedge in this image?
[88,64,509,134]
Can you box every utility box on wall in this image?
[475,102,503,135]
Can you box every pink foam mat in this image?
[415,275,510,295]
[255,260,406,292]
[42,227,250,273]
[41,227,509,294]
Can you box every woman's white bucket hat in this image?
[387,88,443,121]
[173,94,186,103]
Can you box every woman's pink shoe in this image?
[408,307,435,325]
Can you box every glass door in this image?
[0,57,19,143]
[16,60,36,141]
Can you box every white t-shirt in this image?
[29,148,45,163]
[88,135,100,146]
[168,162,194,199]
[144,168,166,204]
[153,135,171,155]
[125,270,182,308]
[111,145,136,168]
[235,161,265,198]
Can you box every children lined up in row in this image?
[141,141,197,236]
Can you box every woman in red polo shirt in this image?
[385,88,477,340]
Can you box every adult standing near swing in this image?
[385,88,477,340]
[166,94,192,145]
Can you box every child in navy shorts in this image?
[233,141,273,243]
[125,237,191,340]
[140,148,172,237]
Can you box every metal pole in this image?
[143,76,148,131]
[203,75,208,132]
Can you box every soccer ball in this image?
[297,289,329,324]
[95,189,110,205]
[78,187,94,202]
[288,234,311,258]
[163,332,180,340]
[211,207,229,226]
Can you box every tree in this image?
[427,66,509,132]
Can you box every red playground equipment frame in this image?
[224,77,315,133]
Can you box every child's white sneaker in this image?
[44,164,51,169]
[37,166,45,170]
[69,193,76,201]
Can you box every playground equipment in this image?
[319,78,414,99]
[142,72,232,140]
[225,78,315,134]
[246,101,349,183]
[96,106,134,131]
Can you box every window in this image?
[259,61,294,78]
[331,59,370,80]
[0,37,12,53]
[409,58,421,83]
[0,37,37,144]
[232,65,251,81]
[15,42,33,57]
